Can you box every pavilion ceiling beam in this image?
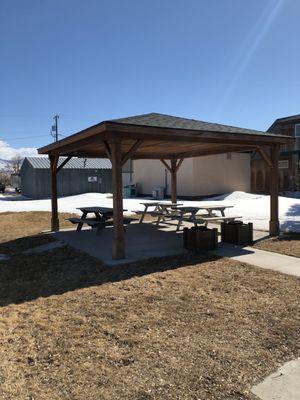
[121,140,143,166]
[48,135,105,156]
[134,145,257,160]
[104,122,291,145]
[108,133,280,146]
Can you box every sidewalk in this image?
[213,243,300,277]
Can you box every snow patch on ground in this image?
[0,191,299,232]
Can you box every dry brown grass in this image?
[0,246,299,400]
[254,233,300,258]
[0,212,76,254]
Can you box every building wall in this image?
[251,117,299,193]
[192,153,250,195]
[133,153,251,197]
[251,154,294,193]
[21,163,113,198]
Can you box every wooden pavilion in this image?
[38,113,293,259]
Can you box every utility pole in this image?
[51,115,59,142]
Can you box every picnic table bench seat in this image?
[134,210,164,217]
[67,216,135,234]
[199,215,242,223]
[156,213,243,230]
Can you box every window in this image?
[295,124,300,137]
[278,160,289,169]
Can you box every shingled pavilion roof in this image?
[39,113,291,160]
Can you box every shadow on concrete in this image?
[213,243,255,258]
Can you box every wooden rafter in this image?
[175,158,184,172]
[103,141,112,161]
[257,147,273,169]
[160,159,172,172]
[121,140,143,166]
[57,155,73,173]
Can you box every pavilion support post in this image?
[49,155,59,231]
[111,140,125,259]
[160,158,184,204]
[170,159,177,204]
[269,145,280,236]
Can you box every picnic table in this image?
[136,201,183,223]
[171,205,236,230]
[155,204,240,231]
[68,206,130,234]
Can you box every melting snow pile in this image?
[0,191,299,232]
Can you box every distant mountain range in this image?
[0,159,13,171]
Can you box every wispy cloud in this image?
[0,140,38,160]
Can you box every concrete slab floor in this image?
[53,222,188,265]
[51,220,269,266]
[251,358,300,400]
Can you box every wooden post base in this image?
[269,220,279,236]
[112,238,125,259]
[51,217,59,232]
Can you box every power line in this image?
[1,134,50,141]
[1,133,67,142]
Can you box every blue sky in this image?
[1,0,299,158]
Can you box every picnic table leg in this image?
[156,214,162,226]
[176,211,184,231]
[191,211,198,227]
[157,204,166,221]
[94,212,102,221]
[205,209,215,227]
[139,205,148,223]
[77,212,87,231]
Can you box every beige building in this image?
[133,152,251,198]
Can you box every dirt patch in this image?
[254,233,300,257]
[0,247,299,399]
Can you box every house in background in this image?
[133,152,251,198]
[20,157,132,199]
[251,114,300,193]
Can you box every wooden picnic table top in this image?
[77,206,127,214]
[158,202,183,207]
[139,201,183,207]
[139,202,160,206]
[176,205,233,212]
